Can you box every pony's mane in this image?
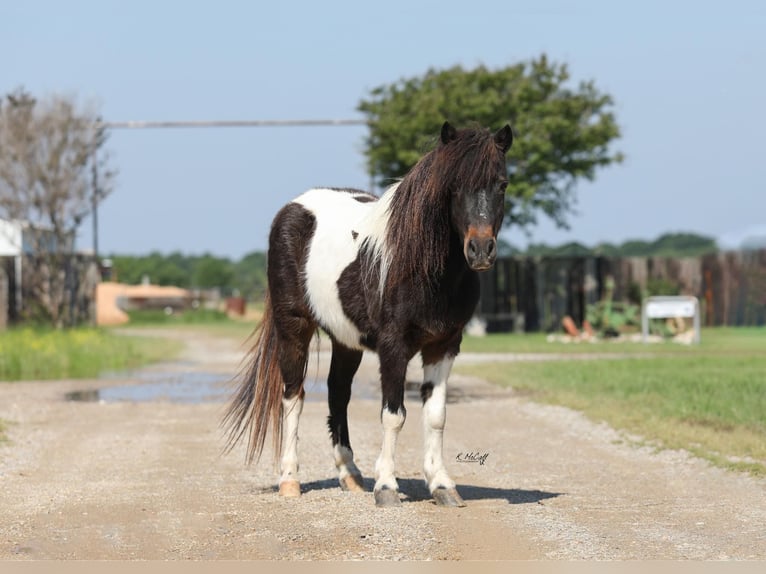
[376,126,506,293]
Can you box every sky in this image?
[2,0,765,260]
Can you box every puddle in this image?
[65,371,233,404]
[64,371,369,405]
[64,365,428,405]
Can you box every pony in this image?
[223,121,513,507]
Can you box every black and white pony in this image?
[223,121,513,507]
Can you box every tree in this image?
[593,242,620,257]
[649,232,717,257]
[358,56,623,229]
[615,239,653,257]
[110,250,267,300]
[109,251,191,287]
[232,250,267,300]
[192,254,234,289]
[526,241,593,257]
[0,88,115,326]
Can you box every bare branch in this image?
[0,87,116,326]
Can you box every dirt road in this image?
[1,328,764,560]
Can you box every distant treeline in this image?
[106,233,718,299]
[505,232,719,258]
[106,251,267,300]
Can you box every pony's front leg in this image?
[373,348,408,507]
[421,355,465,507]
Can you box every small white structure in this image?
[0,219,26,315]
[0,219,74,316]
[0,219,25,254]
[642,295,701,344]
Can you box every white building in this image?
[0,219,26,316]
[0,219,74,317]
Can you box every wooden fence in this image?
[477,250,766,332]
[0,255,99,327]
[3,250,764,331]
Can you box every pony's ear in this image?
[441,121,458,144]
[494,124,513,153]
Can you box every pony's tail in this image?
[221,288,284,465]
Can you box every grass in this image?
[0,310,259,383]
[456,327,766,475]
[126,308,232,325]
[0,327,182,381]
[122,308,260,345]
[119,314,258,343]
[0,325,185,442]
[461,327,765,356]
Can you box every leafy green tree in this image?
[358,56,623,229]
[108,255,144,284]
[517,232,717,258]
[552,242,593,257]
[152,259,190,287]
[593,242,621,257]
[614,234,717,258]
[524,243,555,257]
[232,251,267,299]
[109,251,266,296]
[649,232,717,257]
[110,252,190,287]
[526,241,593,257]
[618,240,653,257]
[192,254,234,289]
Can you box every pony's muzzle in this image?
[464,227,497,271]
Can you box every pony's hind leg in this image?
[280,388,304,497]
[277,317,315,498]
[327,339,365,492]
[421,343,465,507]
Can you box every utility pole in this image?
[91,147,99,260]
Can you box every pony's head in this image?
[438,121,513,271]
[381,121,514,292]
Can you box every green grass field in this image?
[125,308,233,325]
[456,327,766,475]
[462,327,766,356]
[0,327,182,381]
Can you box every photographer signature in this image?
[455,451,490,466]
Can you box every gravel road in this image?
[1,327,764,560]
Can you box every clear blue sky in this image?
[2,0,765,259]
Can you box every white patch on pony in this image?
[293,188,392,349]
[422,356,457,492]
[477,189,489,220]
[334,444,361,482]
[374,406,406,492]
[280,394,304,486]
[358,184,397,296]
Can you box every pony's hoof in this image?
[374,488,401,507]
[340,473,365,493]
[432,487,466,507]
[278,480,301,498]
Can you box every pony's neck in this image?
[381,169,452,292]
